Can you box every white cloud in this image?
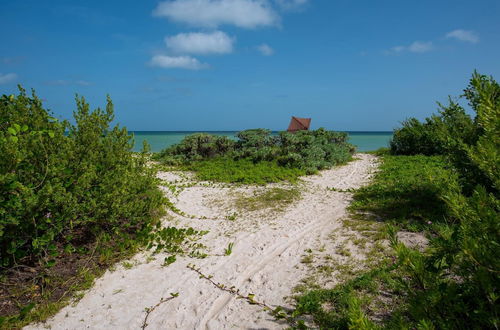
[0,73,18,84]
[257,43,274,55]
[153,0,279,29]
[445,29,479,43]
[166,31,234,55]
[45,80,69,86]
[408,41,433,53]
[75,80,91,86]
[150,55,208,70]
[387,41,433,54]
[274,0,308,10]
[390,46,405,53]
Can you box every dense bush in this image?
[277,129,354,173]
[390,101,476,156]
[291,72,499,328]
[390,71,499,193]
[0,88,165,267]
[157,127,354,179]
[379,72,499,328]
[155,133,235,165]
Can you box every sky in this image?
[1,0,499,131]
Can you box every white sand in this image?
[26,153,379,330]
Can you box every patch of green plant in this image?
[290,264,400,329]
[364,147,390,156]
[349,154,458,231]
[185,158,306,184]
[224,242,234,256]
[300,254,314,264]
[146,226,208,255]
[0,88,204,327]
[122,261,135,269]
[156,128,355,182]
[389,100,476,157]
[234,128,355,173]
[289,71,499,329]
[163,255,176,266]
[0,88,166,267]
[153,133,235,165]
[234,187,301,212]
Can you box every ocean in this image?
[130,131,393,153]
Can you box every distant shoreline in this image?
[129,130,393,134]
[129,131,393,153]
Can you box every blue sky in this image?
[1,0,499,131]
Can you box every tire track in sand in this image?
[199,154,376,329]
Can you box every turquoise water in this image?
[130,131,393,153]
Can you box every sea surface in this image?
[130,131,393,153]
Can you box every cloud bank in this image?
[166,31,234,54]
[388,41,433,54]
[257,43,274,55]
[150,55,208,70]
[446,29,479,43]
[153,0,279,29]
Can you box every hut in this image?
[287,116,311,132]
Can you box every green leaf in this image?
[18,302,35,319]
[47,131,55,138]
[7,127,17,135]
[45,259,56,268]
[163,255,176,266]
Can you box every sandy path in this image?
[26,154,378,330]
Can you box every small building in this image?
[287,116,311,132]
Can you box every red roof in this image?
[287,116,311,132]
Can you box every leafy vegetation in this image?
[155,128,354,183]
[184,158,306,184]
[155,133,235,164]
[389,99,476,156]
[349,155,457,231]
[289,72,499,329]
[234,187,301,212]
[0,88,202,327]
[224,242,234,256]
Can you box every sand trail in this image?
[25,153,378,330]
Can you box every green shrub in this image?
[236,128,277,150]
[390,101,476,156]
[448,72,500,193]
[154,133,235,165]
[1,88,208,326]
[292,72,499,329]
[388,73,499,328]
[157,127,354,180]
[0,88,165,266]
[277,129,354,173]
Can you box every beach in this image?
[26,154,381,329]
